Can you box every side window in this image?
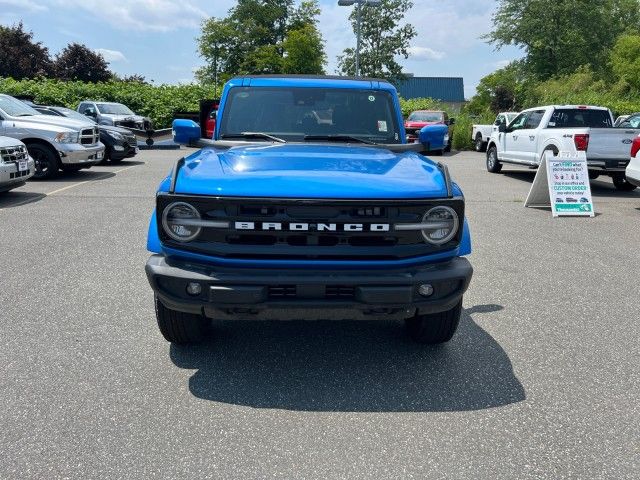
[620,114,640,128]
[79,103,91,114]
[524,110,545,129]
[509,112,529,131]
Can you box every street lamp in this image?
[338,0,382,77]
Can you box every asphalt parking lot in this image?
[1,150,638,479]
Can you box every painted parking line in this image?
[0,164,140,211]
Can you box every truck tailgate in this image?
[588,128,638,160]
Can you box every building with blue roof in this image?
[396,77,466,110]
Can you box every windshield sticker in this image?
[368,95,375,102]
[378,120,388,132]
[548,121,556,127]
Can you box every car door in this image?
[520,110,545,164]
[503,111,530,162]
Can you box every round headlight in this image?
[421,206,459,245]
[162,202,201,242]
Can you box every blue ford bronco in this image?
[145,75,472,345]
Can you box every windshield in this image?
[219,86,401,144]
[56,107,97,124]
[547,109,613,128]
[408,111,443,123]
[0,95,40,117]
[96,103,134,115]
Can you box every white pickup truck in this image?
[486,105,638,190]
[472,112,518,152]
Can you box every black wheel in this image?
[154,295,208,344]
[588,171,600,180]
[475,133,486,152]
[405,300,463,344]
[445,139,452,152]
[100,147,111,164]
[486,145,502,173]
[612,174,638,191]
[27,143,59,179]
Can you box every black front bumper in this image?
[145,254,473,319]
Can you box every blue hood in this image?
[172,144,448,199]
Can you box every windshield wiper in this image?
[221,132,286,143]
[303,134,376,145]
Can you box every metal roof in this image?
[396,77,465,102]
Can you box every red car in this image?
[404,110,455,151]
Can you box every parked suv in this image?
[0,137,35,192]
[77,101,149,129]
[34,106,138,163]
[147,76,473,346]
[0,94,104,179]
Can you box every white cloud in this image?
[54,0,207,32]
[0,0,47,12]
[94,48,128,63]
[407,46,445,61]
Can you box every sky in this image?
[0,0,523,99]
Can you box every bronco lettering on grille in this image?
[234,222,391,232]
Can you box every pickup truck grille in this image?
[157,195,464,261]
[0,144,28,163]
[80,127,99,145]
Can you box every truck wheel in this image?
[486,146,502,173]
[612,174,638,191]
[154,295,208,344]
[475,133,486,152]
[27,143,59,179]
[405,300,463,344]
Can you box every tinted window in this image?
[524,110,545,129]
[617,113,640,128]
[547,109,613,128]
[408,111,444,123]
[220,87,401,143]
[509,112,529,130]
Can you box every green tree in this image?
[54,43,112,82]
[466,62,527,114]
[196,0,325,81]
[486,0,640,80]
[337,0,416,83]
[610,34,640,90]
[0,22,52,79]
[282,25,325,74]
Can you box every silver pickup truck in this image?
[0,94,104,179]
[0,136,35,193]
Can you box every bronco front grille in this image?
[157,195,464,261]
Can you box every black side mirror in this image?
[449,118,455,126]
[498,123,507,133]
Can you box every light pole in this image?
[338,0,382,77]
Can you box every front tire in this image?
[405,300,463,344]
[612,173,638,191]
[486,145,502,173]
[475,134,486,152]
[155,295,208,344]
[27,143,59,179]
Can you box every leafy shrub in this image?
[0,77,211,128]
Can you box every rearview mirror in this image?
[172,119,201,145]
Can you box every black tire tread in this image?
[154,295,207,344]
[405,300,463,344]
[486,146,502,173]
